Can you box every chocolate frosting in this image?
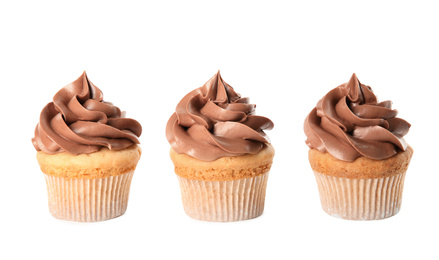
[32,72,142,155]
[166,71,273,161]
[304,73,410,162]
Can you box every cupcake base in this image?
[44,171,135,222]
[313,171,406,220]
[177,173,269,222]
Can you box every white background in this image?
[1,0,438,259]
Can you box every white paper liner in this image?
[313,171,406,220]
[176,172,269,222]
[44,171,134,222]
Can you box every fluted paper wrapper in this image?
[177,173,269,222]
[313,171,406,220]
[43,171,134,222]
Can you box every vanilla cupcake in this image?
[304,73,413,220]
[166,71,274,222]
[32,72,142,222]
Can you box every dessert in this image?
[32,71,142,222]
[304,73,413,220]
[166,71,274,222]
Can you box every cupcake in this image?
[304,73,413,220]
[32,72,142,222]
[166,71,274,222]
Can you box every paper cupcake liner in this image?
[313,171,406,220]
[177,173,269,222]
[44,171,134,222]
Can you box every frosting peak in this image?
[32,72,142,155]
[304,73,410,162]
[166,71,273,161]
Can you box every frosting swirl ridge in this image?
[304,73,410,162]
[166,71,273,161]
[32,72,142,155]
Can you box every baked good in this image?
[32,71,142,222]
[166,71,274,222]
[304,73,413,220]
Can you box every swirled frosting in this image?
[32,72,142,155]
[166,71,274,161]
[304,73,410,162]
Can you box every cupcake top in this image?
[166,71,274,161]
[32,72,142,155]
[304,73,410,162]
